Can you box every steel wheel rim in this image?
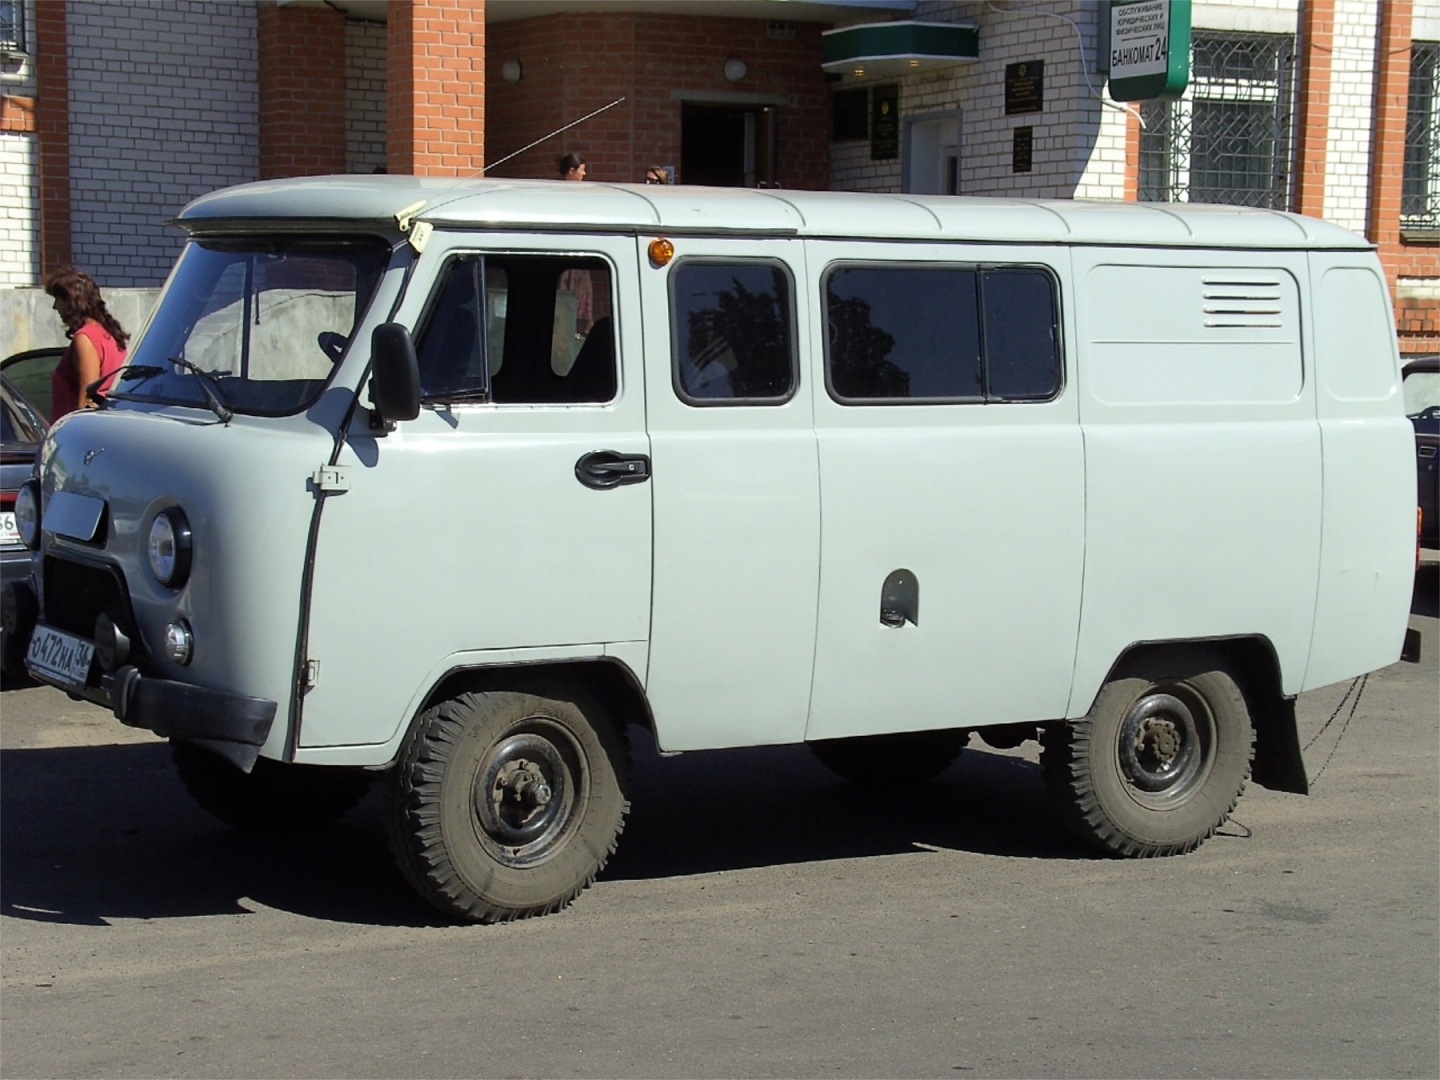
[472,720,586,867]
[1116,688,1214,807]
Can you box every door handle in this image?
[576,450,650,489]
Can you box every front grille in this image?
[43,555,130,640]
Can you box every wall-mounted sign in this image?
[1108,0,1190,101]
[1012,126,1033,173]
[832,88,868,141]
[1005,61,1044,115]
[871,84,899,159]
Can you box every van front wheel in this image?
[385,685,630,923]
[1040,659,1253,857]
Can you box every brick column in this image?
[257,3,347,179]
[1367,0,1437,355]
[1293,0,1334,217]
[1123,107,1139,202]
[1366,0,1411,248]
[388,0,485,176]
[34,0,70,272]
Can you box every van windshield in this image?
[113,237,391,416]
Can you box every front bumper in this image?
[3,575,277,771]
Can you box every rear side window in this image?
[416,254,616,405]
[825,263,1061,403]
[671,261,796,404]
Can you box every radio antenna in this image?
[485,96,626,173]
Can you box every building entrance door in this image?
[680,104,776,187]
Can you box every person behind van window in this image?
[559,152,587,181]
[44,265,128,423]
[644,165,670,185]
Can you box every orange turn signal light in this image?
[648,237,675,266]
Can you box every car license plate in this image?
[0,511,18,546]
[26,625,96,688]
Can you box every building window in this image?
[0,0,25,54]
[1403,42,1439,235]
[1139,32,1296,209]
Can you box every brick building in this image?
[0,0,1435,352]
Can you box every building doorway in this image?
[904,112,961,195]
[680,104,777,187]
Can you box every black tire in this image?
[385,683,630,923]
[1041,655,1254,857]
[808,729,966,786]
[171,741,372,834]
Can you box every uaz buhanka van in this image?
[3,178,1420,922]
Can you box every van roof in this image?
[179,175,1372,251]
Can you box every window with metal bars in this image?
[0,0,25,54]
[1403,42,1439,234]
[1139,32,1296,209]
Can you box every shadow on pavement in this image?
[0,729,1082,928]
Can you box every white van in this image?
[4,179,1419,922]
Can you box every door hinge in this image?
[304,659,320,690]
[310,465,350,493]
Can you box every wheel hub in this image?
[473,731,572,850]
[1117,692,1205,798]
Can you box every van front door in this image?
[639,238,819,750]
[296,234,651,753]
[803,243,1084,741]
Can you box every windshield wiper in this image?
[423,386,491,406]
[87,364,165,408]
[165,357,234,423]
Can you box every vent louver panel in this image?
[1202,277,1284,328]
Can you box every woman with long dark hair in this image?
[44,264,128,422]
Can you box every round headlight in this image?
[15,480,40,550]
[147,508,192,588]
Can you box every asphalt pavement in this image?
[1,564,1436,1079]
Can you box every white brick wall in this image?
[830,2,1128,200]
[67,0,259,289]
[1322,0,1379,233]
[345,18,386,174]
[0,0,39,289]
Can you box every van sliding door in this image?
[803,244,1084,740]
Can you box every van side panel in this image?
[1303,258,1415,690]
[804,242,1085,740]
[1068,253,1323,716]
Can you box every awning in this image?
[821,20,979,78]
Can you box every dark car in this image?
[1403,355,1440,550]
[1,348,58,586]
[1,348,58,675]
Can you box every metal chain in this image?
[1305,673,1368,786]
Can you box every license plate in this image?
[26,625,96,688]
[0,511,18,546]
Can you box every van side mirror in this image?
[369,323,421,422]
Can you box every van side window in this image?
[825,264,1061,403]
[671,261,796,404]
[416,254,616,405]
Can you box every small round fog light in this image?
[163,620,193,666]
[94,613,131,671]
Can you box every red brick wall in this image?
[1293,0,1334,218]
[389,0,486,177]
[1369,0,1438,356]
[35,0,70,271]
[486,13,829,189]
[257,4,347,179]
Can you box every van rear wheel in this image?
[385,684,630,923]
[808,729,966,786]
[1041,657,1254,857]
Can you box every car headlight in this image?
[147,507,193,588]
[15,480,40,550]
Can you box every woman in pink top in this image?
[44,265,129,422]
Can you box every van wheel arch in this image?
[418,656,656,740]
[1066,637,1306,797]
